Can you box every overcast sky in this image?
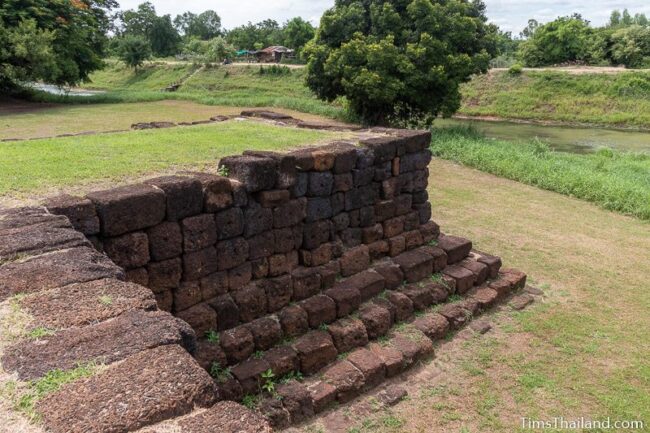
[116,1,650,34]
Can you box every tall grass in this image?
[431,126,650,220]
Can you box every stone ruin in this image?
[0,128,527,433]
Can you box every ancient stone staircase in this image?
[0,128,527,433]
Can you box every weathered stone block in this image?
[182,247,218,280]
[228,262,252,291]
[246,316,283,351]
[220,326,255,364]
[393,249,434,282]
[258,189,290,208]
[322,359,365,402]
[358,303,392,339]
[388,235,406,257]
[339,245,370,277]
[145,175,203,221]
[147,222,182,261]
[176,302,217,337]
[208,294,240,331]
[45,194,100,235]
[278,304,309,338]
[258,274,293,312]
[333,173,353,192]
[200,271,229,299]
[232,284,267,322]
[87,184,166,236]
[385,291,414,322]
[299,294,337,328]
[347,348,385,390]
[147,258,182,292]
[299,243,333,267]
[369,343,404,377]
[383,216,405,238]
[182,214,217,252]
[215,207,244,240]
[360,136,397,163]
[174,281,203,312]
[368,240,389,260]
[244,206,273,237]
[232,358,271,394]
[413,313,449,341]
[308,172,334,197]
[442,264,476,295]
[219,155,277,192]
[306,197,333,222]
[277,381,315,424]
[458,258,489,285]
[437,234,473,264]
[216,237,249,270]
[327,318,369,353]
[373,260,404,290]
[325,285,361,318]
[306,380,337,413]
[103,232,149,269]
[292,267,321,301]
[293,331,338,374]
[263,345,300,377]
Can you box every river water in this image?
[436,118,650,154]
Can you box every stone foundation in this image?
[0,126,527,433]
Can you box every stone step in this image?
[0,246,124,301]
[0,220,90,260]
[2,310,196,380]
[253,270,526,429]
[192,248,500,374]
[37,345,218,433]
[135,401,272,433]
[17,278,157,331]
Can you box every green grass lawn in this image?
[459,70,650,129]
[30,61,348,121]
[0,121,341,202]
[431,126,650,220]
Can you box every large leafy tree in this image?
[283,17,315,58]
[306,0,497,126]
[115,2,181,57]
[174,10,222,40]
[117,35,151,70]
[0,0,117,89]
[518,15,593,66]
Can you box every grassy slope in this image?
[459,70,650,129]
[304,158,650,433]
[40,61,347,121]
[431,127,650,220]
[0,121,340,203]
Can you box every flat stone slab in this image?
[3,310,195,380]
[19,278,156,330]
[437,235,472,264]
[0,247,125,301]
[0,221,89,260]
[178,401,272,433]
[38,345,218,433]
[0,207,69,231]
[510,294,534,310]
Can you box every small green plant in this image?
[337,352,349,360]
[28,327,55,339]
[508,63,523,75]
[216,165,229,177]
[209,362,232,383]
[427,239,439,247]
[98,295,113,306]
[280,370,304,384]
[448,294,462,303]
[253,350,264,359]
[261,369,276,394]
[241,393,260,410]
[318,323,329,332]
[205,329,220,343]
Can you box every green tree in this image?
[226,19,283,49]
[149,15,181,57]
[0,0,117,89]
[117,35,151,70]
[174,10,222,40]
[117,2,181,57]
[205,36,236,62]
[518,16,593,66]
[610,25,650,68]
[306,0,496,126]
[283,17,315,58]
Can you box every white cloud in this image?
[115,0,650,33]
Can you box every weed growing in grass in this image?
[15,363,97,420]
[28,327,55,339]
[209,362,232,383]
[98,295,113,306]
[216,165,229,177]
[279,370,304,384]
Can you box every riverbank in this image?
[459,69,650,129]
[430,127,650,221]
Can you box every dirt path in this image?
[491,66,648,75]
[298,159,650,432]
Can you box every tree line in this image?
[496,9,650,68]
[110,2,315,68]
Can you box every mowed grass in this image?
[30,61,348,121]
[0,99,346,140]
[0,121,340,202]
[431,127,650,220]
[305,159,650,433]
[460,70,650,129]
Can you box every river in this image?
[436,118,650,154]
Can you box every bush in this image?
[258,65,291,76]
[508,64,523,75]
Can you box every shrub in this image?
[508,64,523,75]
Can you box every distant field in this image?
[35,61,348,121]
[459,70,650,129]
[0,121,341,205]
